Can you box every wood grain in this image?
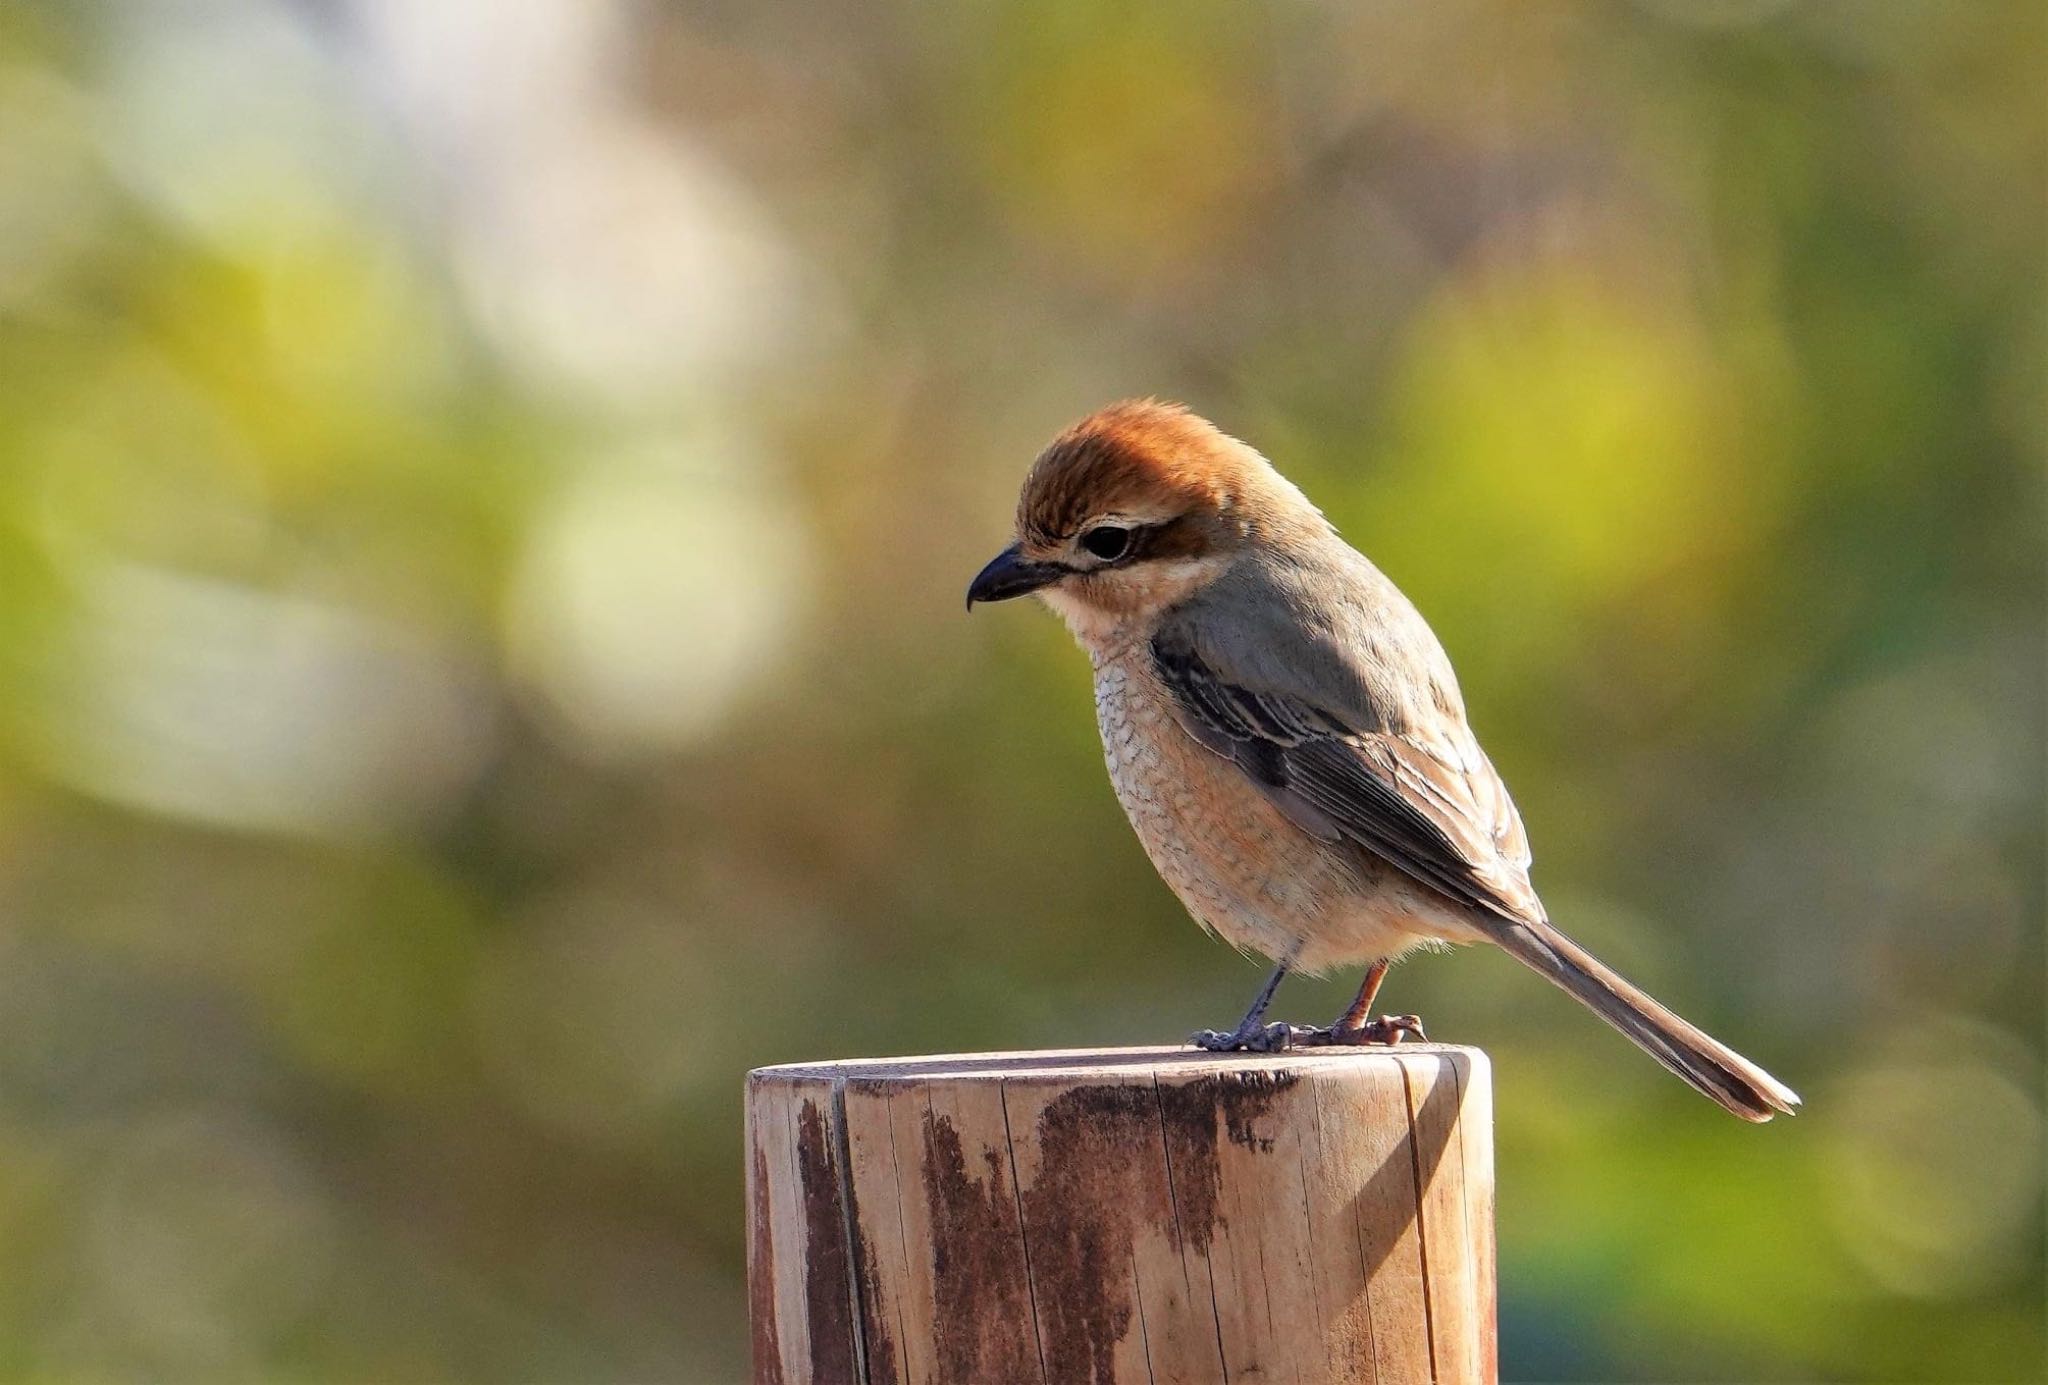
[746,1045,1494,1385]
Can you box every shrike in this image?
[967,399,1798,1122]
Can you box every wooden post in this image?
[746,1044,1495,1385]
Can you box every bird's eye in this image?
[1080,525,1132,561]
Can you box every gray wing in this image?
[1152,555,1542,926]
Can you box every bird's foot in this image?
[1191,1022,1310,1054]
[1296,1014,1427,1047]
[1191,1013,1426,1052]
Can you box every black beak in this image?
[966,545,1064,611]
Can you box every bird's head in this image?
[967,399,1322,644]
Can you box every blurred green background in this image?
[0,0,2040,1380]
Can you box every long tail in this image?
[1473,913,1801,1122]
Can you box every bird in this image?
[966,399,1800,1122]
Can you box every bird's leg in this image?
[1336,959,1392,1031]
[1191,961,1299,1053]
[1334,959,1426,1044]
[1299,959,1427,1046]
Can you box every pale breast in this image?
[1090,646,1469,974]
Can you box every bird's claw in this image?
[1310,1013,1427,1046]
[1190,1022,1301,1053]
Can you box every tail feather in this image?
[1476,913,1801,1122]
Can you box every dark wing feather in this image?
[1153,631,1544,925]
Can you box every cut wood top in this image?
[750,1042,1484,1086]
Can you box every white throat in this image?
[1036,555,1228,656]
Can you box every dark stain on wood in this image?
[796,1099,860,1384]
[749,1141,786,1385]
[1156,1069,1299,1255]
[844,1077,901,1384]
[1011,1071,1296,1382]
[1019,1084,1148,1384]
[1217,1069,1296,1153]
[851,1207,899,1384]
[921,1109,1042,1383]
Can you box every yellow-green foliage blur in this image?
[0,1,2039,1380]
